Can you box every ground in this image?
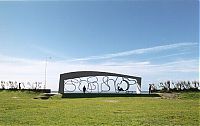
[0,91,199,126]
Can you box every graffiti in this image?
[59,71,141,93]
[64,76,138,93]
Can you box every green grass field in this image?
[0,91,199,126]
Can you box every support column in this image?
[58,75,64,94]
[136,83,141,94]
[136,78,141,94]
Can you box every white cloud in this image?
[69,42,198,61]
[0,53,39,64]
[0,42,198,91]
[0,56,198,91]
[30,44,68,59]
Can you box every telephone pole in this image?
[44,57,51,89]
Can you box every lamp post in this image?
[44,57,51,89]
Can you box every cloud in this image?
[30,44,67,59]
[69,42,198,61]
[0,53,42,65]
[0,55,198,91]
[0,42,198,91]
[145,52,192,61]
[156,59,199,72]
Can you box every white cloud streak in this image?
[69,42,198,61]
[0,42,198,91]
[0,53,42,65]
[0,56,198,91]
[30,44,67,59]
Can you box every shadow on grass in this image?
[0,89,51,93]
[62,93,160,98]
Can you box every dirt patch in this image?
[12,97,19,99]
[158,93,179,99]
[104,100,119,103]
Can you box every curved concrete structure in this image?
[59,71,142,94]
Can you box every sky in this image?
[0,0,199,91]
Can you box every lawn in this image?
[0,91,199,126]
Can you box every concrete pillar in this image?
[136,83,141,94]
[136,78,141,94]
[58,75,64,94]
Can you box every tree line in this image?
[0,81,43,90]
[149,80,199,92]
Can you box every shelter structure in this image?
[58,71,142,94]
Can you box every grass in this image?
[0,90,199,126]
[178,92,200,100]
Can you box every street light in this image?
[44,57,51,89]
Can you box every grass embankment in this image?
[0,91,199,126]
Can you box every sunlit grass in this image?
[0,90,199,125]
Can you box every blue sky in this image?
[0,1,199,91]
